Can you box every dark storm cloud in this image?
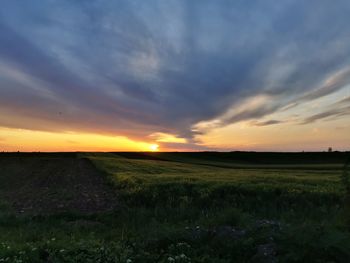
[1,0,350,139]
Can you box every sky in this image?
[0,0,349,152]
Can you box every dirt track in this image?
[0,154,118,214]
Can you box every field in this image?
[0,152,349,262]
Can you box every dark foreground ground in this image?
[0,154,118,214]
[0,151,349,262]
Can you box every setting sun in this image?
[149,144,159,152]
[1,1,350,261]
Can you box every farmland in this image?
[0,152,349,262]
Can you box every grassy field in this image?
[0,152,349,262]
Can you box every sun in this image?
[149,144,159,152]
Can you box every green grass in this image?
[0,152,349,262]
[88,153,343,214]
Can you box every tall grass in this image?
[88,153,343,220]
[1,153,349,262]
[341,156,350,228]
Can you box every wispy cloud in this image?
[149,132,187,143]
[299,68,350,103]
[336,95,350,105]
[0,0,350,143]
[252,120,284,126]
[301,106,350,124]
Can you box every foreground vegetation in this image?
[0,152,349,262]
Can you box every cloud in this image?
[149,132,187,143]
[192,94,282,132]
[252,120,284,126]
[298,68,350,102]
[336,96,350,105]
[301,106,350,124]
[0,0,350,142]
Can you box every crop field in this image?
[0,152,349,262]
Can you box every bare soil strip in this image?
[0,155,118,214]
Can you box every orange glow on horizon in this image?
[0,127,159,152]
[149,144,159,152]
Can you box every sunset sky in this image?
[0,0,349,152]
